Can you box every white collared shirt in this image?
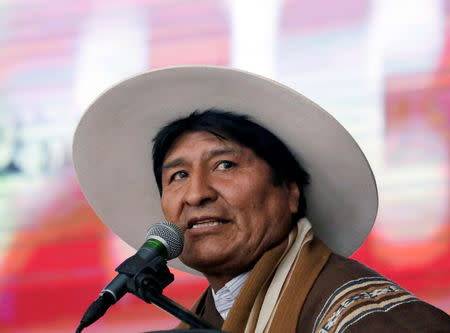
[211,270,251,320]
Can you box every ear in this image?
[286,181,300,215]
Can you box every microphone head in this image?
[146,221,184,260]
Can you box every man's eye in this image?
[170,171,188,182]
[217,161,235,170]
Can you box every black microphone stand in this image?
[131,258,218,331]
[76,254,223,332]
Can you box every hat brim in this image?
[72,66,378,275]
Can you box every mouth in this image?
[187,217,230,229]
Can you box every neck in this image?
[206,273,238,291]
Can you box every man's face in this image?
[160,131,299,276]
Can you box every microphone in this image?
[76,221,183,332]
[102,221,184,302]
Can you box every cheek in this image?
[224,179,280,231]
[221,176,264,207]
[161,191,178,220]
[248,188,292,238]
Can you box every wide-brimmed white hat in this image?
[72,66,378,275]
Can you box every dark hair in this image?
[152,109,310,220]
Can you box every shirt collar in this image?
[211,270,251,320]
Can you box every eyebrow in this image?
[162,148,241,170]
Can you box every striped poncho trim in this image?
[313,276,419,333]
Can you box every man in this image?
[73,66,450,332]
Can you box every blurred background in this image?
[0,0,449,331]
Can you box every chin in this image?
[180,243,229,267]
[181,253,254,277]
[181,255,227,273]
[180,254,219,269]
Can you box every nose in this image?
[183,170,217,207]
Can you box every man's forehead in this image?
[162,130,246,165]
